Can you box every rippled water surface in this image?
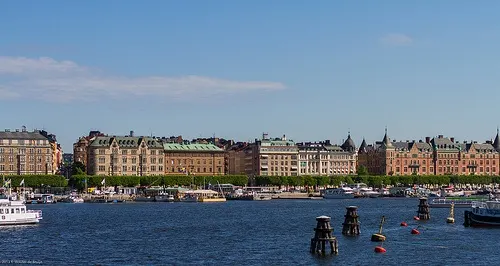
[1,198,499,265]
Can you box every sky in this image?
[2,0,500,151]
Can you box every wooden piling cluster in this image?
[417,197,430,220]
[310,216,339,255]
[342,206,361,235]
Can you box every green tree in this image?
[356,165,369,176]
[71,162,86,175]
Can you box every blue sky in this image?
[2,0,500,151]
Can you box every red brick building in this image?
[358,129,500,176]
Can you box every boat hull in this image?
[467,211,500,227]
[154,196,175,202]
[0,218,40,226]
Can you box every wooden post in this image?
[342,206,361,235]
[417,197,430,220]
[310,216,338,255]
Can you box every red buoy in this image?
[400,222,408,227]
[413,216,420,221]
[411,228,420,235]
[374,246,386,253]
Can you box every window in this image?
[122,158,127,164]
[132,166,137,172]
[21,208,25,213]
[122,166,127,172]
[151,166,156,172]
[98,166,105,171]
[16,208,20,214]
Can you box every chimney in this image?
[438,135,444,138]
[22,126,26,132]
[130,131,134,137]
[425,137,430,143]
[263,133,269,140]
[450,137,455,143]
[282,134,286,141]
[325,140,331,145]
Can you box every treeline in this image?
[3,174,500,189]
[2,175,68,187]
[68,175,248,189]
[255,175,500,188]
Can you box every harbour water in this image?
[2,198,500,265]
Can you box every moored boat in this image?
[323,187,354,199]
[155,194,175,202]
[430,197,486,208]
[464,200,500,227]
[0,196,42,225]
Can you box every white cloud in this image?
[379,34,413,46]
[0,56,286,102]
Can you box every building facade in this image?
[226,134,298,176]
[358,129,500,176]
[87,136,164,176]
[163,142,225,175]
[297,134,357,176]
[73,131,105,172]
[0,129,54,175]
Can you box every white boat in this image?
[0,197,42,225]
[155,194,175,202]
[180,193,199,202]
[323,187,355,199]
[69,196,84,203]
[253,192,272,201]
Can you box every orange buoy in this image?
[413,216,420,221]
[374,246,386,253]
[400,222,408,227]
[411,228,420,235]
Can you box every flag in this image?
[4,179,11,187]
[20,179,25,186]
[101,178,105,185]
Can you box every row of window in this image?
[0,164,49,171]
[170,159,223,165]
[0,139,48,146]
[166,167,223,173]
[0,207,26,214]
[0,148,49,154]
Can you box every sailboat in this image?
[447,203,455,223]
[371,216,386,242]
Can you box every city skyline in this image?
[3,1,500,151]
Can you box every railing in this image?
[27,210,43,219]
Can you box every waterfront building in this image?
[87,134,164,176]
[358,129,500,176]
[297,134,357,176]
[73,130,105,173]
[226,142,251,175]
[0,128,54,175]
[163,142,225,175]
[227,134,298,176]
